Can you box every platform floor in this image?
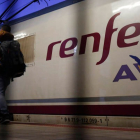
[1,123,140,140]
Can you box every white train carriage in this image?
[5,0,140,120]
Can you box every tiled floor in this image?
[0,123,140,140]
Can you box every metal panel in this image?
[18,35,35,64]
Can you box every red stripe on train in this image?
[8,105,140,116]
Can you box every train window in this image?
[17,35,35,66]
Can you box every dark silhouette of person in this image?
[0,24,14,124]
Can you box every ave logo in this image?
[113,55,140,82]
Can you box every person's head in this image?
[1,24,11,32]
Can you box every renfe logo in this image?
[46,13,140,65]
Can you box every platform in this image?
[1,123,140,140]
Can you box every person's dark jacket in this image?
[0,29,14,73]
[0,29,14,56]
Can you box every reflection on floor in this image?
[0,123,140,140]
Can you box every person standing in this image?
[0,24,14,124]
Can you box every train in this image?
[6,0,140,117]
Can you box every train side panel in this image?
[7,0,140,116]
